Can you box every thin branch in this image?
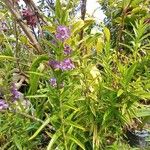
[81,0,87,21]
[2,0,44,54]
[79,0,87,55]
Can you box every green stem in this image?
[57,81,68,150]
[59,96,68,150]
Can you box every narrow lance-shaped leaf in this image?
[28,55,49,94]
[103,27,110,42]
[67,134,86,150]
[29,118,50,140]
[47,130,61,150]
[0,55,16,61]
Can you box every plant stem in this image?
[79,0,87,55]
[59,95,68,150]
[14,18,22,72]
[57,80,68,150]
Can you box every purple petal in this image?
[55,26,70,42]
[49,78,57,87]
[0,99,9,110]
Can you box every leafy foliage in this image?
[0,0,149,149]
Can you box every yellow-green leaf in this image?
[117,89,124,97]
[104,27,110,42]
[96,38,104,53]
[0,55,15,61]
[71,20,84,34]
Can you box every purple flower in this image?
[64,45,72,55]
[49,60,61,70]
[11,83,20,101]
[51,39,57,45]
[60,58,75,71]
[49,59,75,71]
[22,8,37,27]
[49,78,57,87]
[0,99,9,110]
[56,26,70,42]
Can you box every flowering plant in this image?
[0,0,149,149]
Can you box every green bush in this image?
[0,0,149,149]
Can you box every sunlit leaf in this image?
[103,27,110,42]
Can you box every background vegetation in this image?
[0,0,149,149]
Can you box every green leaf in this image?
[123,30,135,40]
[96,38,104,53]
[103,27,110,42]
[71,20,85,34]
[82,18,95,29]
[0,55,15,61]
[55,0,61,20]
[28,55,49,94]
[67,134,86,150]
[29,118,50,140]
[90,104,96,116]
[26,71,49,78]
[117,89,124,97]
[13,135,22,150]
[102,110,111,126]
[137,93,150,100]
[61,9,69,24]
[47,131,61,150]
[26,94,47,98]
[120,43,133,52]
[124,63,137,85]
[65,120,86,131]
[20,35,28,44]
[136,108,150,117]
[41,38,57,52]
[30,55,49,72]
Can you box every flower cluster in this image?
[49,78,64,88]
[49,25,74,88]
[11,83,20,101]
[64,44,72,55]
[49,60,60,70]
[61,58,75,70]
[49,58,75,71]
[56,26,70,42]
[0,99,9,110]
[22,8,37,27]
